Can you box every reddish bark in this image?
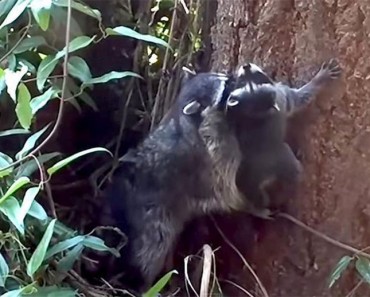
[207,0,370,296]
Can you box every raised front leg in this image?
[278,59,342,114]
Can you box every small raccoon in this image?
[106,69,247,294]
[224,59,342,216]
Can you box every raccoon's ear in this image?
[237,64,251,77]
[183,100,201,115]
[226,97,240,107]
[181,66,197,87]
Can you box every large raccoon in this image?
[106,69,247,294]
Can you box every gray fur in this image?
[106,70,249,294]
[234,59,341,115]
[225,59,341,217]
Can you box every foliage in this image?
[329,254,370,293]
[143,270,178,297]
[0,0,189,295]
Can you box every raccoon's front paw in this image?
[319,59,342,81]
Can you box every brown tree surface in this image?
[207,0,370,296]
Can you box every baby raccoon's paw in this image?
[318,59,342,81]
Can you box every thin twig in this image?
[68,270,109,297]
[184,255,200,297]
[219,279,254,297]
[344,280,363,297]
[37,152,57,218]
[211,216,269,297]
[278,212,370,259]
[22,74,67,83]
[30,155,44,186]
[150,0,178,130]
[0,11,32,65]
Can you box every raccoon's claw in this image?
[319,59,341,80]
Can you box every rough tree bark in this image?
[209,0,370,296]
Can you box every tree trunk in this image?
[209,0,370,296]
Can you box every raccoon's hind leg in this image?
[123,207,178,294]
[237,160,276,220]
[275,142,303,184]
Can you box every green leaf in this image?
[27,200,48,221]
[83,71,142,87]
[0,128,30,137]
[0,152,13,178]
[36,36,95,91]
[52,0,101,21]
[56,244,83,273]
[52,79,82,112]
[0,0,17,20]
[27,218,57,277]
[36,54,58,91]
[0,177,30,204]
[106,26,171,50]
[30,87,60,114]
[17,58,37,74]
[45,235,85,259]
[18,186,40,222]
[4,63,28,101]
[53,221,76,237]
[15,123,51,160]
[0,0,32,30]
[66,97,81,113]
[55,35,95,60]
[0,152,13,165]
[27,286,77,297]
[13,36,47,54]
[63,76,97,110]
[328,255,353,288]
[0,196,24,234]
[78,91,97,111]
[82,236,119,257]
[0,252,9,287]
[143,270,178,297]
[1,289,22,297]
[47,147,112,176]
[1,283,37,297]
[0,68,6,94]
[355,256,370,284]
[15,83,33,130]
[7,54,17,71]
[67,56,91,83]
[30,0,52,31]
[16,152,61,178]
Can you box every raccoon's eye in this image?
[227,97,239,107]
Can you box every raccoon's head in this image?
[223,63,279,119]
[234,62,275,88]
[225,84,279,119]
[179,62,277,120]
[180,67,230,117]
